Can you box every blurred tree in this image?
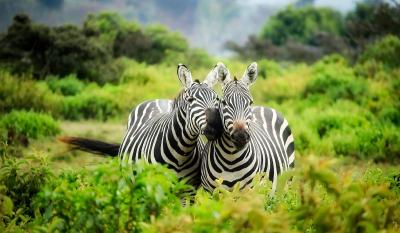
[260,6,345,46]
[0,14,54,76]
[0,12,194,82]
[226,6,347,63]
[48,25,109,80]
[144,24,188,63]
[113,29,153,62]
[0,14,110,82]
[345,2,400,51]
[227,2,400,63]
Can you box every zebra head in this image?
[217,62,258,148]
[176,64,221,140]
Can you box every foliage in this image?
[228,2,400,63]
[0,154,52,231]
[46,74,85,96]
[1,153,399,232]
[227,6,348,62]
[248,54,399,161]
[33,159,190,232]
[146,156,400,233]
[0,70,60,115]
[358,35,400,70]
[303,56,368,103]
[345,2,400,50]
[0,12,194,83]
[260,6,344,45]
[83,12,139,47]
[0,14,112,83]
[163,48,215,68]
[61,92,120,121]
[0,111,60,142]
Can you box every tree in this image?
[0,14,111,82]
[345,2,400,50]
[260,6,345,46]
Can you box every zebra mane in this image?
[172,89,185,109]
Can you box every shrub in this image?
[119,60,153,85]
[0,111,60,141]
[33,159,190,232]
[253,63,310,103]
[61,93,120,121]
[0,154,52,223]
[257,59,285,79]
[147,156,400,232]
[378,106,400,126]
[304,59,368,103]
[162,48,215,68]
[46,74,85,96]
[358,35,400,70]
[1,155,399,232]
[0,71,61,115]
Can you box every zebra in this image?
[200,62,295,193]
[60,63,223,187]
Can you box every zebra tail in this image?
[58,136,120,157]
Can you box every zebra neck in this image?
[168,107,199,153]
[216,132,249,156]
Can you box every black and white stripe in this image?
[201,62,295,192]
[119,64,220,186]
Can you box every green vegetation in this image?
[0,111,60,144]
[260,6,344,45]
[0,12,212,84]
[1,154,399,232]
[227,2,400,62]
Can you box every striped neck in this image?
[217,131,249,156]
[167,104,199,155]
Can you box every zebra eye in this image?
[250,100,254,105]
[221,100,227,105]
[187,96,195,102]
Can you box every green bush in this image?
[162,48,215,68]
[378,106,400,126]
[359,35,400,70]
[46,74,85,96]
[0,155,52,229]
[33,159,190,232]
[0,154,399,232]
[61,93,120,121]
[257,59,285,79]
[0,71,61,115]
[0,110,60,140]
[304,59,367,103]
[147,156,400,232]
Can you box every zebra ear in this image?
[213,62,231,87]
[204,62,228,87]
[241,62,258,87]
[177,64,193,89]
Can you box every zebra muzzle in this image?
[203,107,223,140]
[231,129,250,148]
